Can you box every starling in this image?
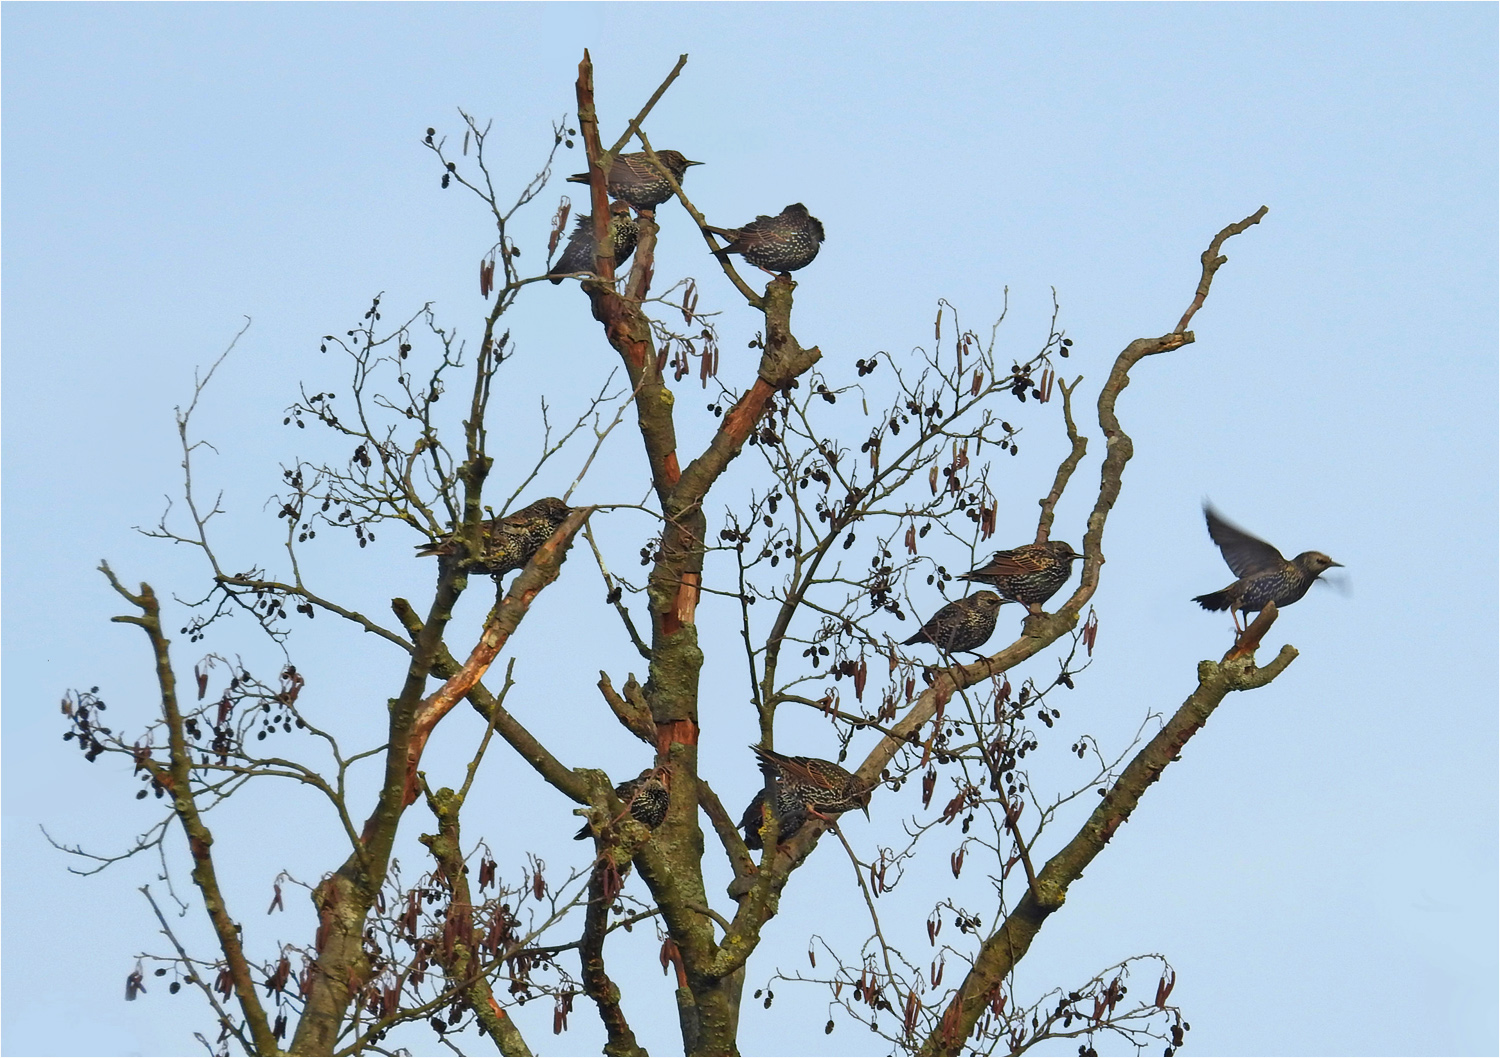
[902,591,1008,654]
[1193,504,1342,629]
[547,201,638,284]
[574,769,670,840]
[738,785,810,850]
[706,203,825,274]
[414,496,571,577]
[751,745,871,818]
[959,540,1084,614]
[566,149,702,210]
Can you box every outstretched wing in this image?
[1203,504,1286,576]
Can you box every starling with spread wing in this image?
[1193,504,1341,629]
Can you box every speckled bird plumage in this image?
[414,497,571,577]
[738,785,810,850]
[751,745,870,816]
[1193,504,1341,623]
[547,202,638,284]
[566,149,701,210]
[959,540,1084,613]
[574,770,670,840]
[708,203,825,274]
[902,591,1007,654]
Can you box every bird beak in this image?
[684,160,704,167]
[1329,561,1344,568]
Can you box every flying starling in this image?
[566,149,702,210]
[959,540,1084,614]
[547,201,638,284]
[574,769,670,840]
[1193,504,1342,630]
[902,591,1007,654]
[751,745,871,818]
[738,785,810,850]
[706,203,825,274]
[414,496,571,577]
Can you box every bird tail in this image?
[704,225,737,239]
[1193,590,1232,612]
[573,821,592,840]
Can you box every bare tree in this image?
[56,53,1290,1057]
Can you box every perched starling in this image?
[1193,504,1341,629]
[574,769,670,840]
[414,497,571,577]
[751,745,871,818]
[738,785,810,850]
[959,540,1084,614]
[547,201,638,284]
[566,149,702,210]
[902,591,1007,654]
[707,203,825,274]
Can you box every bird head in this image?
[656,150,703,177]
[853,784,873,821]
[533,497,572,524]
[972,591,1005,613]
[1296,551,1342,577]
[1050,541,1085,562]
[608,199,633,218]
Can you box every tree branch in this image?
[917,634,1297,1054]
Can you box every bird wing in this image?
[752,746,843,792]
[970,547,1049,577]
[1204,505,1286,575]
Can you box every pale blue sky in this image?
[4,4,1495,1056]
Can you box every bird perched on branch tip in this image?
[566,149,702,210]
[414,497,572,578]
[706,203,825,275]
[1193,503,1341,631]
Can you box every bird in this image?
[706,203,825,274]
[414,497,572,577]
[959,540,1084,614]
[547,201,638,284]
[738,785,809,850]
[1193,504,1342,630]
[902,591,1007,654]
[750,745,871,819]
[566,149,702,210]
[574,770,669,840]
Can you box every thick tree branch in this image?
[400,507,593,807]
[917,634,1297,1055]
